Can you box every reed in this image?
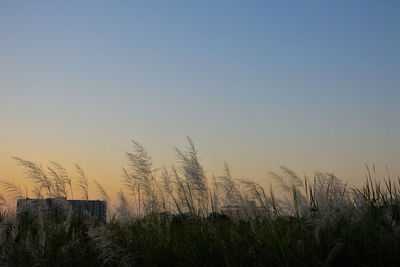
[0,139,399,266]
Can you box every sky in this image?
[1,1,399,199]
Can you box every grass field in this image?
[0,138,399,266]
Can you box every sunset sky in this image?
[1,1,399,199]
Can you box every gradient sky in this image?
[1,1,399,198]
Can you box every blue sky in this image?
[1,1,399,191]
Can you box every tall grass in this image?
[0,138,399,266]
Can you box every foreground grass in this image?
[1,138,399,266]
[0,203,399,267]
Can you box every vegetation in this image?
[0,137,399,266]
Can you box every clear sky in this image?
[1,1,399,198]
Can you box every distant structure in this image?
[17,198,107,222]
[221,201,266,219]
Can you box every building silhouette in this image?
[17,198,107,222]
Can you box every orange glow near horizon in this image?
[1,137,398,204]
